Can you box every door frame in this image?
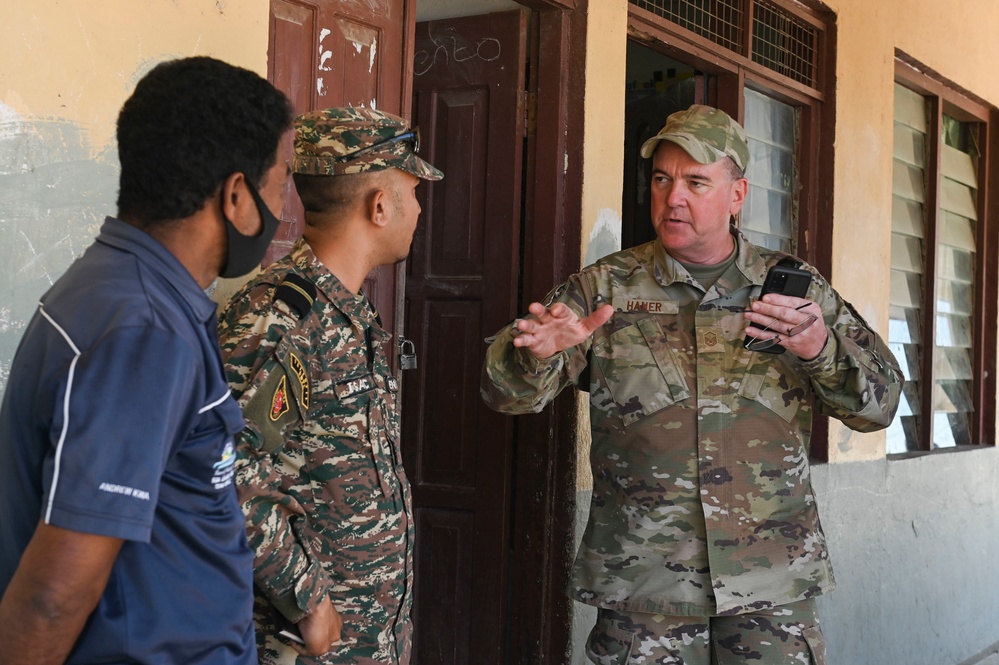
[398,0,587,661]
[508,2,588,662]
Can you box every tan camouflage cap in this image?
[639,104,749,172]
[292,107,443,180]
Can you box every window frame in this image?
[892,54,998,455]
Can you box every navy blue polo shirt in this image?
[0,218,256,664]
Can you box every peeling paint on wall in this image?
[0,103,118,393]
[319,27,333,72]
[583,207,622,266]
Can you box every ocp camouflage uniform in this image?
[219,237,413,665]
[481,229,902,620]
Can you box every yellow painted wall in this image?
[579,0,628,488]
[580,0,999,466]
[2,1,269,150]
[0,1,269,389]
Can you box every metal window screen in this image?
[630,0,745,52]
[752,0,816,86]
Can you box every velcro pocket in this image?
[595,316,690,426]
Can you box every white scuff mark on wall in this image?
[0,102,25,140]
[73,6,97,73]
[369,37,377,73]
[369,99,377,110]
[320,28,331,42]
[317,78,326,96]
[584,208,623,266]
[16,231,55,286]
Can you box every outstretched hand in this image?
[512,302,614,360]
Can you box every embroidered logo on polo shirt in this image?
[289,352,310,409]
[270,375,290,421]
[211,441,236,490]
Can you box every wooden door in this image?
[266,0,413,344]
[404,10,528,664]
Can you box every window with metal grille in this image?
[629,0,818,88]
[630,0,745,52]
[752,1,815,86]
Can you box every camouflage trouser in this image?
[584,599,826,665]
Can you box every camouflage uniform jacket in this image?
[481,229,902,617]
[219,237,413,665]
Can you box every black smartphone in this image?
[743,262,813,354]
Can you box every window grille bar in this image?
[630,0,746,53]
[629,0,819,88]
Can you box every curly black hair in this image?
[116,56,293,224]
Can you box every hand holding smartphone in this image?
[744,260,813,354]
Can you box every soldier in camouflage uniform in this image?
[219,107,443,665]
[481,105,902,664]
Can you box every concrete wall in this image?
[573,0,999,662]
[0,1,269,392]
[813,450,999,664]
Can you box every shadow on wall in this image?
[0,103,119,393]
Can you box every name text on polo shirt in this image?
[98,482,151,501]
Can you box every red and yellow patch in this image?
[270,374,290,421]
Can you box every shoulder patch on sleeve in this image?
[274,274,317,319]
[243,363,303,455]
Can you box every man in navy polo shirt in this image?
[0,57,292,665]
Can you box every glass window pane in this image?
[895,83,928,132]
[933,114,978,448]
[893,122,926,167]
[941,177,978,220]
[940,211,975,251]
[743,89,797,253]
[892,196,924,238]
[887,84,929,453]
[744,88,794,147]
[890,235,923,273]
[936,246,975,284]
[741,228,790,253]
[936,277,973,315]
[744,186,791,238]
[892,161,926,202]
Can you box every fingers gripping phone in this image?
[743,259,813,354]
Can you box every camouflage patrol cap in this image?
[639,104,749,172]
[292,107,443,180]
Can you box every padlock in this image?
[399,339,417,371]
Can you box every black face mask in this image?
[219,179,281,279]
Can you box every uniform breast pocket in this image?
[593,316,690,426]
